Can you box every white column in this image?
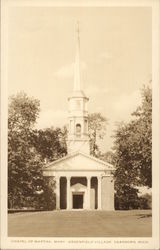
[98,176,102,210]
[67,177,71,210]
[56,177,60,210]
[87,177,91,209]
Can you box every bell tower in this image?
[67,22,90,154]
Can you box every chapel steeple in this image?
[74,21,81,91]
[67,22,90,154]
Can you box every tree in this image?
[8,92,40,133]
[100,151,115,164]
[8,92,41,208]
[113,85,152,209]
[34,177,56,210]
[138,193,152,209]
[31,126,67,209]
[115,186,140,210]
[88,113,108,157]
[131,85,152,187]
[32,126,67,163]
[8,92,67,209]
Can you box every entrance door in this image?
[73,194,83,209]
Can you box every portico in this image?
[43,151,115,211]
[55,175,102,210]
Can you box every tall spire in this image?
[74,21,81,91]
[67,22,89,154]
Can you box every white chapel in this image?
[43,24,115,210]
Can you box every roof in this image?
[68,90,89,100]
[43,151,115,172]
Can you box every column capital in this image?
[67,176,71,181]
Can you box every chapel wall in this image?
[102,176,115,210]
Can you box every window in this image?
[84,120,88,133]
[76,100,81,109]
[76,123,81,136]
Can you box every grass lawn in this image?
[8,210,152,237]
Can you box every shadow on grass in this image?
[136,213,152,219]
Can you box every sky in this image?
[8,6,152,152]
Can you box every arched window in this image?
[84,119,88,133]
[76,123,81,136]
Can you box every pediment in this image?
[43,151,114,172]
[71,183,86,191]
